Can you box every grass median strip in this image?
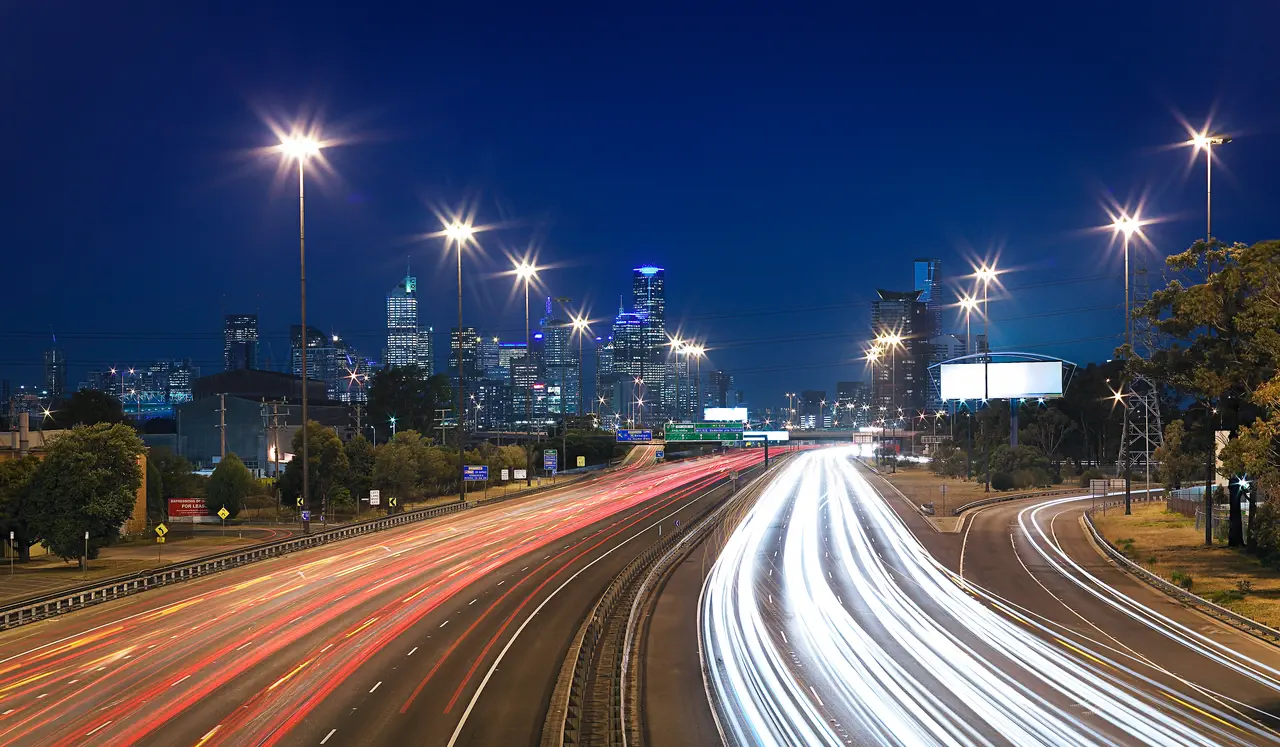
[1094,503,1280,627]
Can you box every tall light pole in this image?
[571,314,591,419]
[974,264,998,492]
[1114,213,1141,515]
[277,134,322,533]
[688,343,705,422]
[514,260,539,486]
[668,337,685,422]
[877,333,904,472]
[958,295,978,355]
[444,221,476,503]
[1187,131,1231,241]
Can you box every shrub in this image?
[990,472,1015,491]
[1236,579,1254,595]
[1078,468,1105,489]
[1147,555,1158,566]
[1169,571,1194,590]
[1209,589,1244,605]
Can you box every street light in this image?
[390,416,397,437]
[442,219,476,503]
[687,343,706,422]
[958,295,979,355]
[571,314,591,418]
[668,336,686,421]
[1110,211,1148,515]
[513,259,539,486]
[276,132,323,534]
[1186,130,1231,241]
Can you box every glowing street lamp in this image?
[571,314,591,417]
[442,219,477,502]
[389,416,398,437]
[276,131,324,533]
[958,295,979,354]
[1186,129,1231,241]
[512,259,539,486]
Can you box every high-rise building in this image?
[291,327,368,403]
[511,355,542,425]
[836,381,871,427]
[913,258,943,339]
[168,360,198,403]
[539,317,581,416]
[416,327,434,374]
[224,314,259,371]
[449,327,482,402]
[632,266,668,416]
[870,289,930,419]
[927,334,968,412]
[386,275,419,368]
[497,342,526,381]
[43,348,66,400]
[708,370,733,409]
[478,336,501,380]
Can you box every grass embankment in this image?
[1094,503,1280,627]
[879,467,1003,515]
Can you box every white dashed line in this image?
[497,580,505,586]
[36,693,47,699]
[321,644,334,653]
[408,647,418,656]
[86,720,113,736]
[370,681,382,693]
[440,620,450,628]
[171,675,191,687]
[521,567,528,572]
[320,728,337,744]
[810,687,825,707]
[469,599,477,605]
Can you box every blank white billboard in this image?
[704,407,749,422]
[940,361,1063,400]
[744,430,790,442]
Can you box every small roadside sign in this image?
[389,497,398,507]
[501,469,510,481]
[543,450,558,470]
[369,489,381,506]
[655,450,664,460]
[296,496,304,507]
[156,536,166,544]
[576,456,586,468]
[301,510,311,522]
[514,469,528,480]
[920,435,947,445]
[217,507,230,521]
[154,523,168,537]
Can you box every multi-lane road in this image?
[701,448,1280,746]
[0,447,762,746]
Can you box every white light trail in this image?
[701,449,1280,746]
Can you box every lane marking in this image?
[320,728,337,744]
[469,599,477,605]
[810,686,825,707]
[440,620,450,628]
[370,681,382,693]
[86,720,113,736]
[171,675,191,687]
[408,647,418,656]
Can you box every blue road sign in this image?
[301,510,311,522]
[544,450,558,470]
[616,429,653,443]
[464,465,489,481]
[655,450,664,460]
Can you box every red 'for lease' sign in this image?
[167,498,209,517]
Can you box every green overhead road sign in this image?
[664,422,745,442]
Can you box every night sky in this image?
[4,2,1279,409]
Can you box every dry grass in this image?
[1095,503,1280,627]
[880,467,1001,515]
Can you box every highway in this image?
[0,447,762,746]
[701,447,1280,746]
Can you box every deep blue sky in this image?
[4,1,1279,409]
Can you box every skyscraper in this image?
[870,289,929,418]
[477,336,501,380]
[449,327,481,404]
[913,258,943,339]
[539,317,581,415]
[43,347,66,399]
[708,370,733,409]
[386,275,419,368]
[416,327,434,374]
[632,266,667,416]
[224,314,259,371]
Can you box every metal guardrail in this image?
[1083,502,1280,645]
[950,487,1081,516]
[544,458,775,747]
[1,500,477,630]
[1,464,622,631]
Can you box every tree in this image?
[0,456,40,562]
[25,423,144,566]
[207,452,256,519]
[150,447,204,499]
[146,459,164,521]
[1019,406,1075,476]
[367,365,452,438]
[1152,420,1206,491]
[344,435,376,505]
[44,390,126,428]
[373,431,428,500]
[292,421,349,515]
[1141,239,1280,547]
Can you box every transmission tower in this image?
[1118,263,1165,480]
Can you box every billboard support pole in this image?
[1010,398,1019,447]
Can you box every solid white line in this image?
[1,709,13,716]
[780,630,788,644]
[407,647,418,656]
[445,489,712,747]
[86,720,113,736]
[370,681,382,693]
[320,728,337,744]
[36,693,47,699]
[810,686,825,707]
[235,642,252,651]
[171,674,191,687]
[521,566,528,572]
[321,644,333,653]
[497,580,505,586]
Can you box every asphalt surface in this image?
[700,448,1280,746]
[0,446,764,747]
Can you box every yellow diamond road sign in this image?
[155,523,168,537]
[217,507,229,520]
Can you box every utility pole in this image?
[218,393,227,461]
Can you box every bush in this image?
[990,472,1015,491]
[1236,579,1254,595]
[1209,589,1244,605]
[1169,571,1194,590]
[1078,468,1105,489]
